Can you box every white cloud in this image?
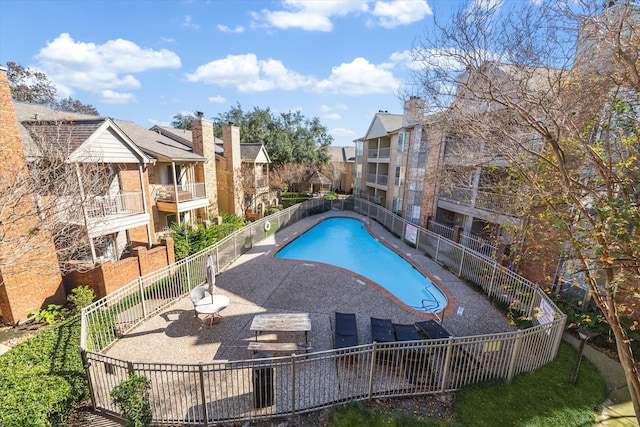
[217,24,245,33]
[35,33,181,101]
[369,1,432,29]
[207,95,227,104]
[313,57,400,95]
[251,1,369,31]
[161,36,176,43]
[252,10,334,31]
[185,54,316,93]
[332,127,357,137]
[252,0,430,31]
[182,15,200,30]
[100,90,137,104]
[148,118,170,126]
[321,103,349,116]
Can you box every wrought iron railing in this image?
[80,197,565,425]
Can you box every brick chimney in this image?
[402,96,425,128]
[0,66,65,324]
[191,112,218,216]
[222,123,244,216]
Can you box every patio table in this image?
[250,313,311,343]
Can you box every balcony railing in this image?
[367,147,391,159]
[377,174,388,186]
[475,190,518,215]
[251,176,269,189]
[439,187,519,215]
[156,183,206,203]
[439,186,473,204]
[85,192,145,219]
[366,173,389,186]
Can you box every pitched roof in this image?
[20,119,106,159]
[307,170,331,185]
[13,101,100,122]
[240,143,270,163]
[150,125,225,156]
[13,101,149,164]
[115,120,206,163]
[361,112,403,140]
[149,125,194,147]
[328,146,355,163]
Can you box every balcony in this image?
[63,192,150,239]
[439,186,519,216]
[439,186,473,204]
[85,193,145,219]
[366,173,389,187]
[156,183,209,213]
[245,175,270,194]
[475,190,519,215]
[367,147,391,161]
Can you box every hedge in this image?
[0,316,88,426]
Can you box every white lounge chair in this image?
[190,285,230,327]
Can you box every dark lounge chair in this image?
[370,317,394,343]
[371,317,396,365]
[394,323,433,386]
[393,323,422,342]
[334,312,358,349]
[415,320,451,339]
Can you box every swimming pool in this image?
[274,217,447,313]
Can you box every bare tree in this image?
[1,119,119,276]
[270,163,310,192]
[411,0,640,419]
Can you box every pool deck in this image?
[105,210,515,364]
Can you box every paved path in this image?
[564,333,638,426]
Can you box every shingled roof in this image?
[115,120,206,163]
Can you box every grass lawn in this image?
[328,342,606,427]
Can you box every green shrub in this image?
[28,304,67,325]
[323,192,338,200]
[110,374,152,427]
[67,285,95,313]
[0,316,87,426]
[171,215,248,260]
[265,206,281,215]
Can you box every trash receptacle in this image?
[253,352,274,408]
[404,349,430,386]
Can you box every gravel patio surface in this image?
[105,209,515,364]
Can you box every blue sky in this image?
[1,0,469,146]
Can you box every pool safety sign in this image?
[537,298,555,325]
[405,224,418,244]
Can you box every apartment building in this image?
[327,145,355,193]
[156,119,275,219]
[355,101,418,216]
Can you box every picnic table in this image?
[248,313,312,353]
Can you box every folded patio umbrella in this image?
[206,254,216,302]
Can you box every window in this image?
[398,132,409,153]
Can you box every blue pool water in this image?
[275,217,447,313]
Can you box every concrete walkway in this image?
[563,333,638,426]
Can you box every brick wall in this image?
[119,163,155,244]
[0,67,65,323]
[64,238,175,299]
[192,118,219,216]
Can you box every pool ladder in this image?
[421,287,444,324]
